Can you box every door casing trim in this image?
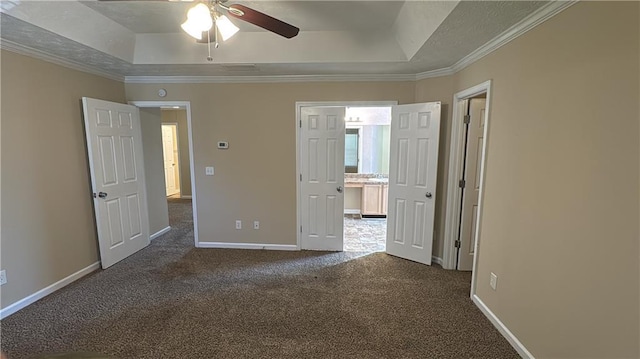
[129,101,199,247]
[441,81,492,299]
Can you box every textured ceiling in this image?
[80,1,405,33]
[0,1,550,78]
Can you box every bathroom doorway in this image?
[343,106,392,252]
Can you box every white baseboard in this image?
[197,242,298,251]
[0,261,101,319]
[472,295,534,359]
[431,256,444,266]
[180,195,192,199]
[150,226,171,240]
[344,209,361,215]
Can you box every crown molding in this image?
[415,67,456,81]
[451,0,578,73]
[124,73,418,84]
[0,39,124,82]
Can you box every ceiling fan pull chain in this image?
[207,30,213,62]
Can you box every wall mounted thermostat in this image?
[217,141,229,149]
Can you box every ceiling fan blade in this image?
[227,4,299,39]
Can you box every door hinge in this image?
[300,226,303,233]
[300,174,302,181]
[463,114,471,124]
[299,120,302,128]
[459,179,466,188]
[455,240,461,248]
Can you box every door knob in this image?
[425,192,432,198]
[98,192,108,199]
[337,186,343,193]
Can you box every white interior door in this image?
[386,102,441,265]
[300,106,345,251]
[82,97,150,269]
[457,98,486,270]
[161,124,179,196]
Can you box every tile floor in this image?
[343,216,387,252]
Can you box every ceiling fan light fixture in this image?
[181,21,204,40]
[182,3,213,40]
[214,14,239,41]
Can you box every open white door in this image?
[162,124,179,196]
[82,97,150,269]
[457,98,486,270]
[300,106,345,251]
[386,102,441,265]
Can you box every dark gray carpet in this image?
[1,199,518,359]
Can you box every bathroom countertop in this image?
[344,174,388,186]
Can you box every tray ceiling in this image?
[0,1,550,79]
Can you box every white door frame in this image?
[162,122,181,194]
[441,81,492,298]
[129,101,199,246]
[296,101,397,250]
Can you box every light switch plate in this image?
[490,272,498,291]
[205,167,214,176]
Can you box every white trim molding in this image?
[0,262,101,319]
[431,256,444,267]
[150,226,171,240]
[473,295,535,358]
[443,81,492,273]
[180,195,192,199]
[415,67,456,81]
[125,73,418,84]
[0,40,124,82]
[197,242,298,251]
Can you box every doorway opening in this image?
[297,101,442,266]
[442,81,492,296]
[132,101,199,247]
[159,107,194,242]
[343,106,392,252]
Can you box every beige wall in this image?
[161,109,192,197]
[1,51,126,308]
[125,82,415,245]
[424,2,638,357]
[140,108,170,236]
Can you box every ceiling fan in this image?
[181,0,299,44]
